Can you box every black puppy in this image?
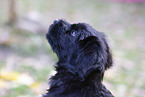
[43,19,114,97]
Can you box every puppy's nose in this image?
[53,19,59,24]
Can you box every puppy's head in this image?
[46,19,112,72]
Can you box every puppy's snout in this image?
[53,19,59,24]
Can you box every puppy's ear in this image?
[77,36,105,81]
[77,35,113,81]
[79,36,102,48]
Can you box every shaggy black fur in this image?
[42,19,114,97]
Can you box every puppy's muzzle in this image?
[53,19,59,24]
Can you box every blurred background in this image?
[0,0,145,97]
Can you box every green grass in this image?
[4,85,34,97]
[18,65,52,82]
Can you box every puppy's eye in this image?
[71,31,76,36]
